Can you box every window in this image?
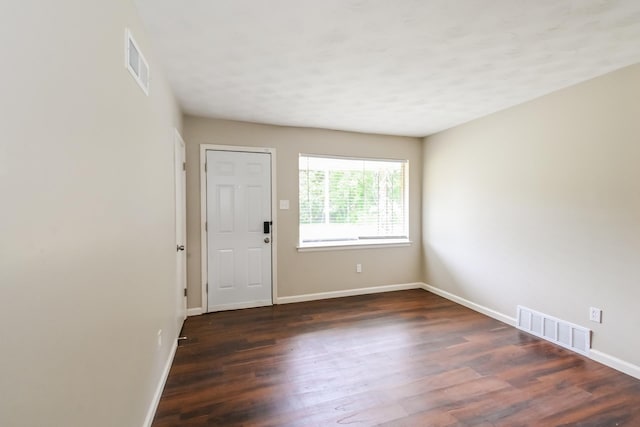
[299,154,409,248]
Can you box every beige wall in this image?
[423,64,640,366]
[183,117,423,308]
[0,1,182,426]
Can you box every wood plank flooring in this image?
[152,290,640,426]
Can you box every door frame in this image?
[199,144,278,313]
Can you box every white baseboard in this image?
[420,283,517,326]
[276,282,423,304]
[142,339,178,427]
[208,299,272,312]
[421,283,640,380]
[589,349,640,380]
[187,307,203,317]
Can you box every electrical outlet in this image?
[356,263,362,273]
[157,329,163,347]
[589,307,602,323]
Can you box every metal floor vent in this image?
[517,306,591,356]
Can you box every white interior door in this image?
[174,130,187,329]
[206,150,272,312]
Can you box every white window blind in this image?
[299,154,408,245]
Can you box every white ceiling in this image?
[134,0,640,137]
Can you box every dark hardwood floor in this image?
[152,290,640,426]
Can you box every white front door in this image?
[174,130,187,329]
[206,150,272,312]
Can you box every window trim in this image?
[297,238,412,252]
[298,153,410,250]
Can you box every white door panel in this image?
[206,150,272,312]
[174,131,187,329]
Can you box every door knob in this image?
[264,237,270,243]
[177,245,185,251]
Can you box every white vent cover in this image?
[125,29,149,95]
[517,306,591,356]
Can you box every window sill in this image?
[297,239,412,252]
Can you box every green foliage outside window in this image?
[299,155,407,241]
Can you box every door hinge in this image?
[204,162,207,172]
[183,288,187,297]
[182,161,186,171]
[205,221,208,232]
[206,283,209,292]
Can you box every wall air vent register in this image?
[517,305,591,356]
[125,28,149,95]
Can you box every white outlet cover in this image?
[279,200,290,210]
[589,307,602,323]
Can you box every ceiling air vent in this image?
[125,29,149,95]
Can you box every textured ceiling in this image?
[134,0,640,137]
